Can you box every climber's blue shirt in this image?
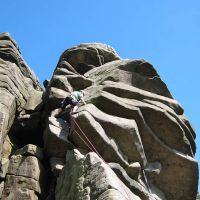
[71,91,83,102]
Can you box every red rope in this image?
[73,129,96,153]
[70,115,132,200]
[71,116,105,161]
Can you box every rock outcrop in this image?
[0,32,43,200]
[0,33,198,200]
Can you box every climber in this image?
[58,90,86,115]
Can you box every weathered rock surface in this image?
[43,116,74,157]
[0,32,42,149]
[0,32,43,199]
[2,144,46,199]
[0,32,198,200]
[56,149,141,200]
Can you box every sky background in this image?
[1,0,200,192]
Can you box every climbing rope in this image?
[142,169,152,194]
[70,115,132,200]
[71,116,105,161]
[73,129,95,153]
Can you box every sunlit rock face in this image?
[0,33,198,200]
[0,32,42,150]
[0,32,43,200]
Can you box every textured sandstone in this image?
[56,149,141,200]
[0,32,42,162]
[2,145,46,199]
[0,33,198,200]
[43,117,74,157]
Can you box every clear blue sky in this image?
[1,0,199,191]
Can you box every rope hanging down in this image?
[70,115,135,200]
[71,116,104,161]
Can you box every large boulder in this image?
[45,42,198,200]
[57,43,121,74]
[64,49,196,200]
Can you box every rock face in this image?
[0,32,41,153]
[0,32,44,200]
[0,33,198,200]
[56,149,140,200]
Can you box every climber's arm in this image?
[80,97,86,105]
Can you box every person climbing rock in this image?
[58,90,86,115]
